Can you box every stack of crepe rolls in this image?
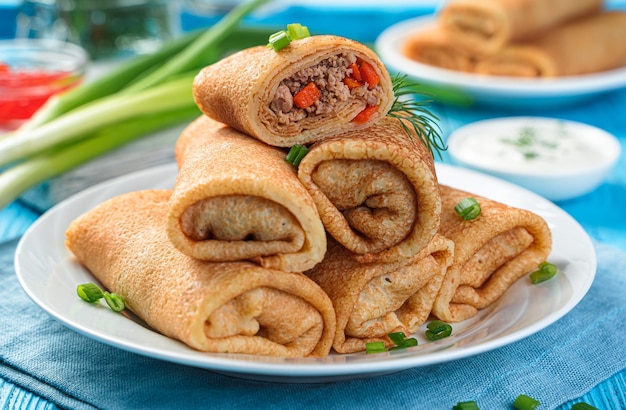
[297,116,441,264]
[65,190,336,358]
[167,115,326,273]
[192,35,395,147]
[402,0,626,78]
[306,234,453,354]
[432,185,552,323]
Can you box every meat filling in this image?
[270,52,384,125]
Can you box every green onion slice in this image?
[513,394,540,410]
[452,401,480,410]
[285,144,308,167]
[454,197,481,220]
[570,403,598,410]
[530,261,558,284]
[287,23,310,40]
[425,320,452,341]
[76,283,104,303]
[103,292,126,312]
[365,341,386,354]
[267,30,291,51]
[388,337,417,351]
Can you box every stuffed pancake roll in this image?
[167,115,326,273]
[306,234,454,354]
[432,185,552,323]
[439,0,602,56]
[473,11,626,77]
[192,35,395,147]
[65,190,336,358]
[297,116,441,263]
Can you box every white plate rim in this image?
[375,15,626,99]
[14,162,597,381]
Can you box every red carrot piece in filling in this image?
[352,105,378,123]
[293,81,321,109]
[348,62,362,81]
[343,76,362,89]
[359,61,379,89]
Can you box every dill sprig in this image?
[386,74,447,159]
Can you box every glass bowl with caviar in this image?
[0,39,88,131]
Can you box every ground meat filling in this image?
[269,52,384,125]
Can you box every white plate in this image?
[375,15,626,109]
[15,162,596,382]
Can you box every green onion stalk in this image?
[0,0,271,210]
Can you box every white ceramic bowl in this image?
[447,117,621,202]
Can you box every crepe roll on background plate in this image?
[306,234,453,354]
[432,185,552,323]
[66,190,336,358]
[439,0,602,56]
[167,115,326,273]
[193,35,395,147]
[473,11,626,77]
[298,116,441,263]
[402,23,476,72]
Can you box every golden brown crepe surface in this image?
[432,185,552,323]
[193,35,395,147]
[439,0,602,56]
[167,115,326,272]
[306,234,453,354]
[474,11,626,77]
[65,189,336,358]
[297,116,441,263]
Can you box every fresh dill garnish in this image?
[386,74,446,159]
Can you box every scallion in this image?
[513,394,540,410]
[570,403,598,410]
[454,197,481,220]
[425,320,453,341]
[103,292,126,312]
[287,23,311,40]
[452,401,480,410]
[365,341,386,354]
[530,261,558,284]
[285,144,308,167]
[76,283,104,303]
[267,30,291,51]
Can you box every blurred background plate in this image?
[375,15,626,109]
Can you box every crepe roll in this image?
[474,12,626,77]
[297,116,441,263]
[167,115,326,272]
[432,185,552,323]
[402,24,476,72]
[192,35,395,147]
[439,0,602,56]
[65,190,336,358]
[306,234,453,354]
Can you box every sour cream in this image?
[447,117,621,201]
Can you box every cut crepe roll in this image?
[192,35,395,147]
[439,0,602,56]
[298,116,441,264]
[65,190,336,358]
[432,185,552,323]
[167,115,326,273]
[306,234,454,354]
[474,11,626,77]
[402,23,476,72]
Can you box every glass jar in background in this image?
[16,0,178,60]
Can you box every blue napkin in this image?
[1,236,624,410]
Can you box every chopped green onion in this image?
[287,23,311,40]
[425,320,452,341]
[365,341,386,354]
[387,332,407,346]
[570,403,598,410]
[388,337,417,351]
[452,401,480,410]
[454,198,481,221]
[530,261,558,284]
[103,292,126,312]
[285,144,308,167]
[76,283,104,303]
[267,30,291,51]
[513,394,540,410]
